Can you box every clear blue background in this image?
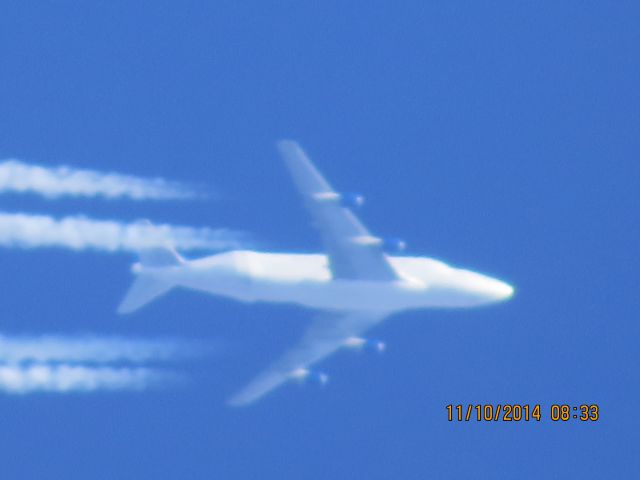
[1,1,638,478]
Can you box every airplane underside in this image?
[118,141,514,405]
[154,250,513,312]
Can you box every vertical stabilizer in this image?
[138,246,184,268]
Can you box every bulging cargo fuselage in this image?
[137,250,513,313]
[117,140,517,405]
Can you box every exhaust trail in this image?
[0,335,207,364]
[0,159,200,200]
[0,364,176,393]
[0,334,213,394]
[0,211,245,252]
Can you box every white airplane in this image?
[118,140,514,406]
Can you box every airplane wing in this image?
[227,311,387,406]
[277,140,400,281]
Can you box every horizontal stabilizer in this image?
[117,275,172,314]
[117,245,182,314]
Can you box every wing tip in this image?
[226,392,256,408]
[276,138,297,146]
[276,139,302,157]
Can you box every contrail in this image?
[0,159,199,200]
[0,364,176,393]
[0,211,245,252]
[0,334,210,394]
[0,335,206,364]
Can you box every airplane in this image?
[117,140,514,406]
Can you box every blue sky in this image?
[0,1,638,478]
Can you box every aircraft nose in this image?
[450,270,515,305]
[494,281,514,300]
[484,278,514,302]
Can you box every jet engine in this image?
[344,337,386,353]
[289,368,329,386]
[381,237,407,252]
[313,191,365,208]
[338,192,365,208]
[351,235,406,252]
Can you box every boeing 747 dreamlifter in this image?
[118,141,514,406]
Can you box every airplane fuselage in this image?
[142,250,514,313]
[117,140,517,405]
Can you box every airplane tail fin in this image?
[138,245,184,268]
[117,246,184,314]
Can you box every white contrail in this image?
[0,364,176,393]
[0,334,208,394]
[0,212,244,252]
[0,335,205,364]
[0,159,199,200]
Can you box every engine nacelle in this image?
[344,337,386,354]
[313,191,365,208]
[290,368,329,386]
[339,192,365,209]
[381,237,407,253]
[351,235,406,253]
